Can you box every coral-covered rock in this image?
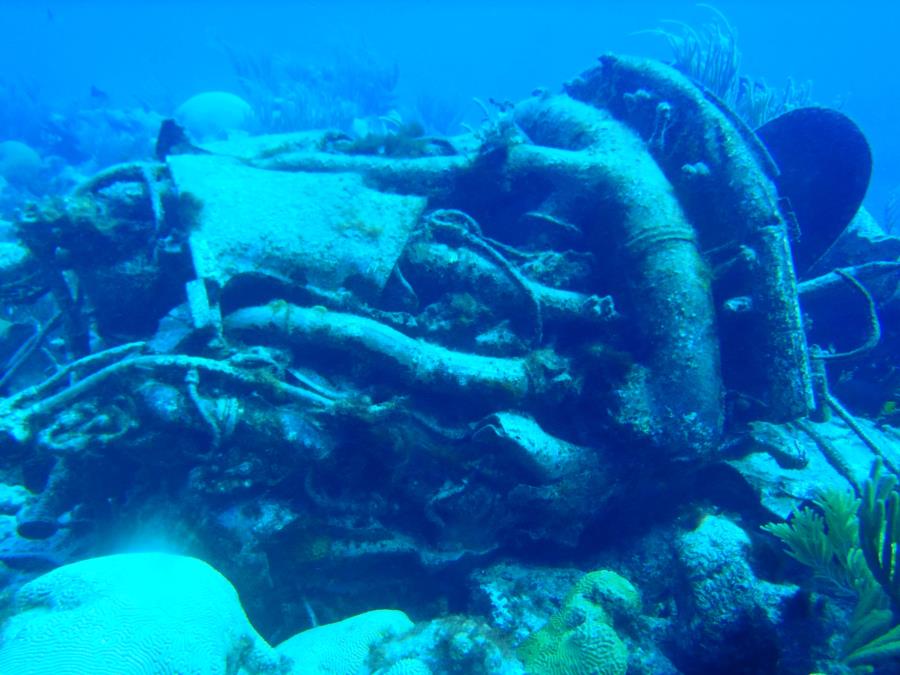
[371,615,523,675]
[277,609,414,674]
[672,515,800,671]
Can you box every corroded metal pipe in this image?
[567,54,813,422]
[511,93,723,460]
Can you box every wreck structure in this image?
[0,55,896,665]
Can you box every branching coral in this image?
[860,461,900,613]
[764,460,900,670]
[221,42,398,133]
[643,5,812,128]
[640,4,740,101]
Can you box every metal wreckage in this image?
[0,54,898,628]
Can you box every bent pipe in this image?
[566,54,813,422]
[510,93,722,460]
[224,303,537,406]
[243,103,723,460]
[250,152,472,202]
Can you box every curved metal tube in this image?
[511,93,722,460]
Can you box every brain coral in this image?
[175,91,256,141]
[531,618,628,675]
[378,657,433,675]
[0,552,287,675]
[519,569,636,675]
[276,608,414,674]
[570,570,641,627]
[0,141,41,187]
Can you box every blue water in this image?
[1,1,898,218]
